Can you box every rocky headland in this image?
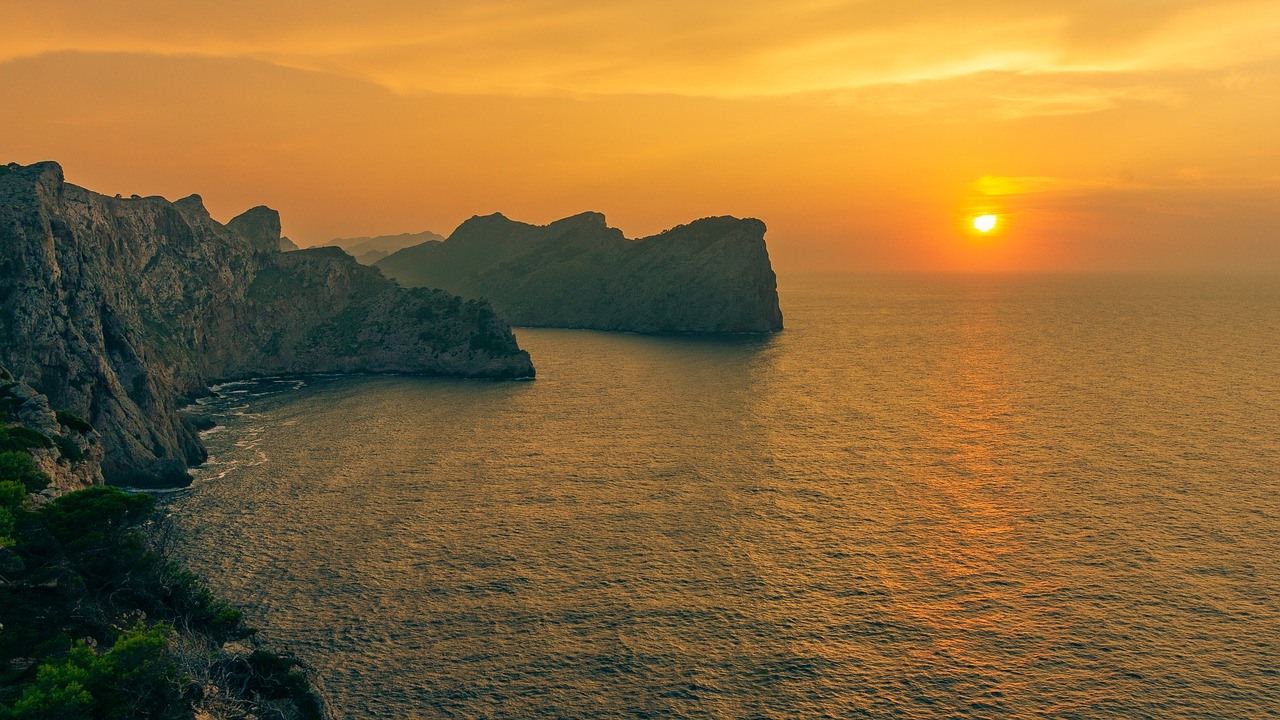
[0,161,533,487]
[375,212,784,334]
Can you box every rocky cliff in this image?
[0,161,533,487]
[375,212,784,334]
[0,364,103,498]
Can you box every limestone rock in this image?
[0,161,533,487]
[0,365,104,496]
[375,212,784,333]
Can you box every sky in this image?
[2,1,1279,272]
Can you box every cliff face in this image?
[375,212,784,334]
[0,364,103,498]
[0,161,533,487]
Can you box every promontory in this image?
[0,161,533,487]
[375,212,784,334]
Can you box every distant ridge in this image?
[324,230,446,265]
[375,212,783,334]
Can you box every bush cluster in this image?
[0,478,323,719]
[55,411,94,434]
[0,427,52,454]
[0,452,50,546]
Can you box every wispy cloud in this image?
[976,170,1280,197]
[4,0,1279,106]
[808,69,1186,119]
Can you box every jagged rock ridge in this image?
[375,212,784,333]
[0,161,533,487]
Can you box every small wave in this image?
[209,380,256,393]
[119,485,193,496]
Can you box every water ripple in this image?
[171,275,1280,719]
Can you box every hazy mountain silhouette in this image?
[325,231,446,265]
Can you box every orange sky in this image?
[3,1,1279,272]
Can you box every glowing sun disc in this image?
[973,214,998,233]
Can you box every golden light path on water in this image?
[169,274,1280,719]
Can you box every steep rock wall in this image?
[0,162,533,487]
[376,212,784,334]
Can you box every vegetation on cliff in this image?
[0,373,322,719]
[0,481,323,720]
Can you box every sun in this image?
[973,214,998,233]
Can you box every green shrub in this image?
[40,487,155,541]
[55,411,93,433]
[0,485,322,718]
[52,435,85,463]
[0,479,27,546]
[3,624,185,720]
[0,427,52,453]
[0,479,28,511]
[0,451,51,493]
[38,488,155,595]
[1,674,92,720]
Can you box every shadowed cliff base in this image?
[375,212,784,334]
[0,161,533,487]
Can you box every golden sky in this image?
[3,1,1279,271]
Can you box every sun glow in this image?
[973,214,998,233]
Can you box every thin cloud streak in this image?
[3,0,1278,100]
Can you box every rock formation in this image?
[0,161,533,487]
[375,212,783,333]
[0,364,103,497]
[325,230,446,265]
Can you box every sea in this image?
[167,274,1280,719]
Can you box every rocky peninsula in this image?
[0,161,533,487]
[375,212,784,334]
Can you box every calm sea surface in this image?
[169,274,1280,719]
